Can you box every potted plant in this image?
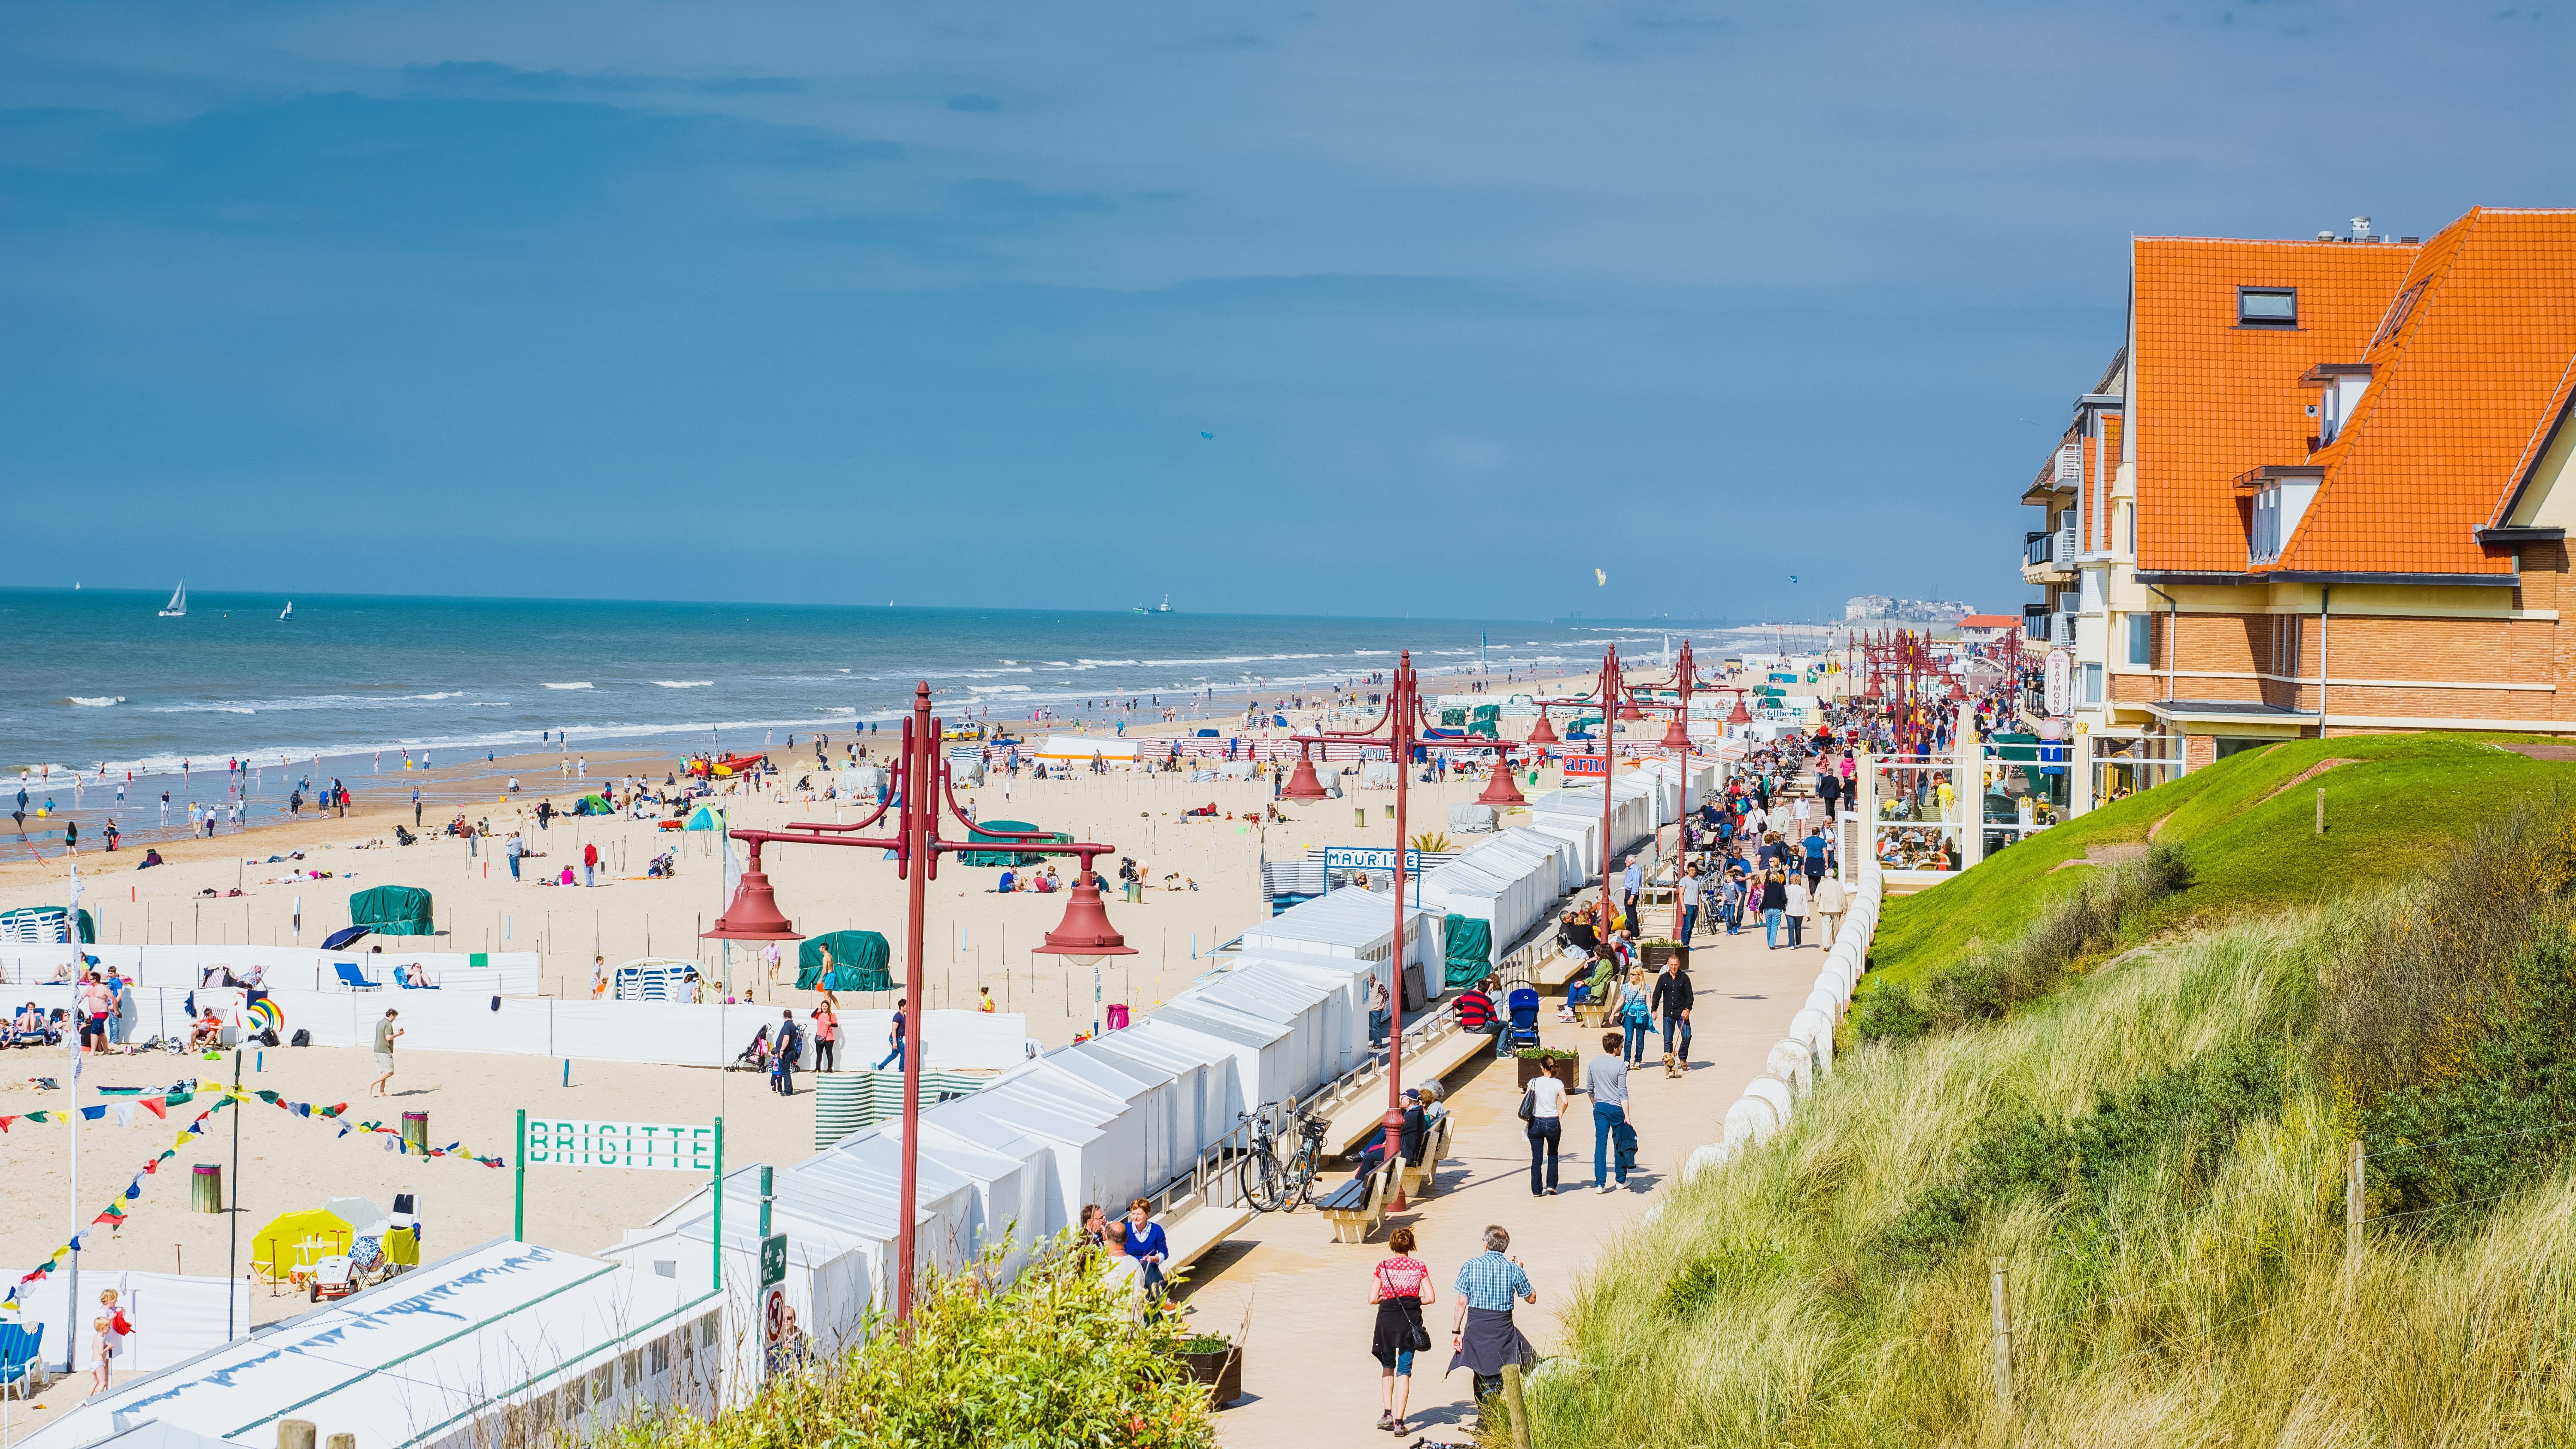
[1179,1331,1244,1407]
[1513,1046,1578,1090]
[1637,938,1684,971]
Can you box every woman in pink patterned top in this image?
[1368,1226,1438,1434]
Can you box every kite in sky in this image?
[1200,431,1215,440]
[1595,568,1607,586]
[1789,574,1799,584]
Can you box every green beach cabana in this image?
[798,930,893,992]
[685,805,725,830]
[958,820,1069,868]
[1442,914,1493,988]
[349,885,435,937]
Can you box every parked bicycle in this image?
[1238,1105,1330,1213]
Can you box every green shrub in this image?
[597,1238,1217,1449]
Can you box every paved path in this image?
[1187,916,1823,1447]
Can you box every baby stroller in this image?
[1502,985,1542,1055]
[392,823,417,846]
[646,850,677,879]
[728,1026,772,1072]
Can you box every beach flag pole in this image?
[513,1110,526,1240]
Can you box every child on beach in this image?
[88,1315,114,1395]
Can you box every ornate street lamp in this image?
[1279,740,1330,804]
[705,680,1129,1324]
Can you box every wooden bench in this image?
[1400,1113,1454,1202]
[1316,1157,1398,1244]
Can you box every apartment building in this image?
[2021,207,2576,785]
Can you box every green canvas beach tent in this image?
[798,930,893,992]
[1442,914,1493,988]
[349,885,435,936]
[958,820,1069,868]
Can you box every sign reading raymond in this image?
[524,1118,718,1172]
[2044,650,2073,718]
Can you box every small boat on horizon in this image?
[279,601,294,621]
[158,580,186,617]
[1132,593,1174,615]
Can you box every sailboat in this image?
[1132,593,1174,615]
[158,580,187,617]
[279,601,294,621]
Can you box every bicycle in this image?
[1238,1106,1330,1214]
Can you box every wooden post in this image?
[2347,1139,2364,1268]
[1500,1362,1536,1449]
[1990,1257,2013,1415]
[278,1422,317,1449]
[2316,786,2326,836]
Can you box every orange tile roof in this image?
[2131,236,2419,574]
[2278,208,2576,574]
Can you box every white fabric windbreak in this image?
[7,1271,251,1373]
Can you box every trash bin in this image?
[401,1111,428,1154]
[192,1163,223,1213]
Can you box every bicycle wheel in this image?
[1239,1147,1286,1213]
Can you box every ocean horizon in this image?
[0,587,1810,783]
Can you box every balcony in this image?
[2021,604,2049,641]
[2021,526,2076,585]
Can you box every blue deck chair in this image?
[332,961,382,991]
[0,1322,44,1399]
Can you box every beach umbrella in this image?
[249,1206,358,1280]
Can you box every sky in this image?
[1,1,2567,623]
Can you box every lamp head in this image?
[703,866,801,941]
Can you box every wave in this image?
[969,685,1031,694]
[542,682,594,690]
[67,696,124,707]
[653,681,714,688]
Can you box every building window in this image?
[2081,663,2104,706]
[2126,613,2153,666]
[2238,287,2297,327]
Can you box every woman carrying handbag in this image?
[1367,1226,1436,1434]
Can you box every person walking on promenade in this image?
[1678,864,1701,944]
[1815,871,1849,949]
[1586,1030,1634,1193]
[1369,1225,1435,1434]
[1119,1198,1170,1300]
[1721,864,1747,935]
[1620,854,1643,930]
[1617,966,1653,1066]
[1784,874,1810,948]
[1760,868,1790,948]
[1521,1063,1567,1195]
[1651,953,1694,1078]
[1448,1225,1537,1427]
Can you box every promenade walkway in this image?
[1186,919,1822,1446]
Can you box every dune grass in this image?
[1524,804,2576,1447]
[1866,732,2576,992]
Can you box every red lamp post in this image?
[1525,707,1558,747]
[1280,740,1329,805]
[1283,651,1526,1212]
[703,680,1131,1324]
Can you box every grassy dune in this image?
[1525,763,2576,1447]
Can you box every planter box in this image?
[1640,944,1685,972]
[1515,1055,1576,1090]
[1184,1344,1244,1407]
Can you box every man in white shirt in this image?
[1678,868,1702,943]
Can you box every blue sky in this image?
[1,1,2566,621]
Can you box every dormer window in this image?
[2236,465,2324,564]
[2237,287,2298,328]
[2300,363,2373,447]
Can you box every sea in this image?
[0,588,1803,788]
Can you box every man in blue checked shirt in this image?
[1448,1224,1537,1419]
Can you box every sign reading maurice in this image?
[524,1118,718,1172]
[1318,846,1426,873]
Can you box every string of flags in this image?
[5,1093,238,1311]
[2,1082,504,1313]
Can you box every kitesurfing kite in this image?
[1595,568,1607,586]
[1200,431,1215,440]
